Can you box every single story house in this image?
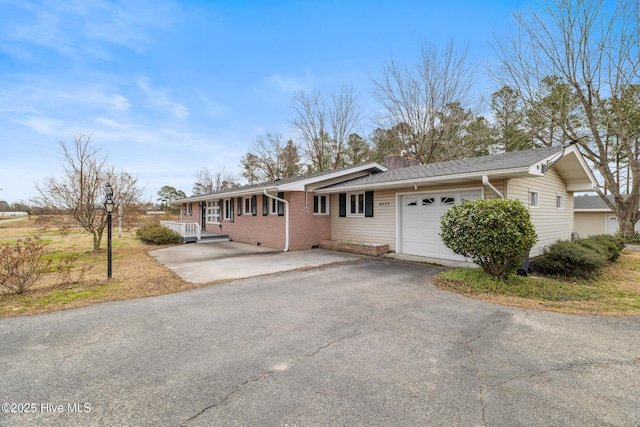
[574,194,640,237]
[171,144,596,262]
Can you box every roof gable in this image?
[317,145,598,193]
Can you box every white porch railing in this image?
[160,220,201,241]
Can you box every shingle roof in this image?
[174,163,384,202]
[574,194,614,210]
[321,145,562,190]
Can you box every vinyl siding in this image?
[330,189,397,250]
[329,181,494,252]
[506,169,574,256]
[574,212,607,237]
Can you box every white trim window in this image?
[529,190,540,208]
[313,195,329,215]
[185,203,192,215]
[244,197,251,215]
[206,200,220,223]
[223,199,231,220]
[269,198,278,215]
[348,192,365,216]
[556,195,564,209]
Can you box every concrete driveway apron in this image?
[149,241,362,283]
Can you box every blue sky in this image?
[0,0,528,204]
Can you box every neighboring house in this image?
[574,194,640,237]
[172,144,596,262]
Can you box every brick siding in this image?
[319,239,389,256]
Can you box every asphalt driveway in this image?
[1,258,639,426]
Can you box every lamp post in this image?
[104,183,115,280]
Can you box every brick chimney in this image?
[383,153,420,169]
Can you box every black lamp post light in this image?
[104,183,115,280]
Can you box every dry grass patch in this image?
[0,232,208,318]
[433,248,640,316]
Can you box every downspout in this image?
[482,176,504,199]
[263,189,290,252]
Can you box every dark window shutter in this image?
[313,195,318,214]
[277,192,284,216]
[339,193,346,217]
[262,194,268,216]
[230,198,234,222]
[365,191,374,217]
[251,195,257,216]
[237,197,242,216]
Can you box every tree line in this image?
[33,0,640,240]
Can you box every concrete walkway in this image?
[150,241,363,283]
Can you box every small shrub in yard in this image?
[440,199,538,279]
[0,237,52,294]
[533,240,606,278]
[136,223,181,245]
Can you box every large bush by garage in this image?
[440,198,537,278]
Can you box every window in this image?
[185,203,192,215]
[224,199,231,220]
[405,198,418,207]
[556,195,564,209]
[313,195,329,215]
[529,191,539,208]
[206,200,220,223]
[440,197,455,206]
[422,197,435,206]
[270,198,278,215]
[349,193,365,215]
[244,197,251,215]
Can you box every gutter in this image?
[482,176,504,198]
[263,189,290,252]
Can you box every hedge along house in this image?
[169,163,387,251]
[315,144,597,262]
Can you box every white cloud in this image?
[266,71,313,93]
[137,77,190,120]
[0,0,180,60]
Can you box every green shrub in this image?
[533,240,606,278]
[575,238,610,260]
[136,224,181,245]
[440,199,538,278]
[580,235,624,261]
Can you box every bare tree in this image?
[371,40,478,163]
[34,134,145,251]
[493,0,640,237]
[239,132,303,182]
[192,166,239,195]
[290,86,363,171]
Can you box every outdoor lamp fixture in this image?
[104,183,115,279]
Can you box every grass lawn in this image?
[0,220,198,318]
[432,250,640,316]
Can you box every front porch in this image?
[160,220,229,243]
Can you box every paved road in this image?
[1,258,639,426]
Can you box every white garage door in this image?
[400,191,481,261]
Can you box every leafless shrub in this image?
[0,237,52,294]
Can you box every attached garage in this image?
[398,190,481,261]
